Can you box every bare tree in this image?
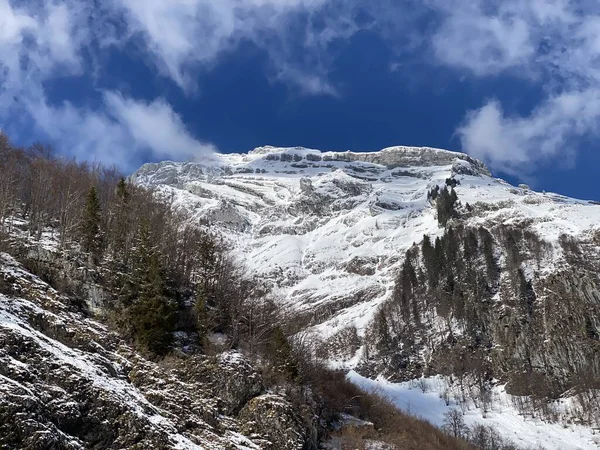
[442,409,469,439]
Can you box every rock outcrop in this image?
[0,253,319,450]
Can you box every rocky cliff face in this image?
[0,252,319,450]
[3,143,599,449]
[133,146,600,374]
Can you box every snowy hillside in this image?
[134,145,600,450]
[350,372,600,450]
[134,145,600,350]
[0,250,308,449]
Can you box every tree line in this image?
[0,134,281,357]
[363,206,600,427]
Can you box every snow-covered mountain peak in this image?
[230,144,490,173]
[247,145,320,156]
[133,145,600,353]
[135,145,490,188]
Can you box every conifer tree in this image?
[374,308,392,355]
[397,257,418,323]
[422,234,439,287]
[436,186,458,227]
[127,220,177,355]
[271,326,299,380]
[81,186,103,262]
[110,177,131,264]
[116,177,129,203]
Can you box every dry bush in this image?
[303,365,475,450]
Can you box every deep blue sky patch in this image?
[2,0,599,200]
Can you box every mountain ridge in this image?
[136,145,492,182]
[132,145,600,360]
[1,137,598,449]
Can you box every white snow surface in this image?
[133,146,600,348]
[348,371,600,450]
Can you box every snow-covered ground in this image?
[0,252,263,450]
[134,145,600,348]
[348,371,600,450]
[134,145,600,447]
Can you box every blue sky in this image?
[2,0,600,200]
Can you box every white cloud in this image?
[25,92,216,170]
[428,0,578,78]
[0,0,217,169]
[0,0,36,43]
[425,0,600,175]
[104,93,217,163]
[112,0,349,94]
[457,90,600,175]
[432,8,534,77]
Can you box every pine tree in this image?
[110,177,130,264]
[116,177,129,203]
[394,256,419,323]
[373,308,393,357]
[126,221,177,355]
[436,186,458,227]
[81,186,103,262]
[271,326,299,381]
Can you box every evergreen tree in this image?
[422,234,439,289]
[126,221,177,355]
[427,185,440,201]
[271,326,299,380]
[111,177,130,263]
[374,309,391,350]
[116,177,129,203]
[445,177,459,188]
[436,186,458,227]
[394,256,418,322]
[81,186,103,262]
[443,227,460,263]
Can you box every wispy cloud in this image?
[3,0,600,176]
[456,91,600,176]
[0,0,218,168]
[113,0,347,94]
[430,0,600,176]
[104,93,218,165]
[0,0,84,100]
[22,92,216,171]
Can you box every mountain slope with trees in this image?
[132,144,600,448]
[0,134,481,449]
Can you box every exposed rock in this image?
[0,253,294,450]
[202,200,251,232]
[238,394,312,450]
[345,256,378,276]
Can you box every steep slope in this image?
[0,251,311,450]
[133,145,600,357]
[134,145,600,449]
